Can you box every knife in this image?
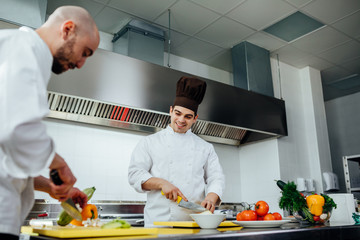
[161,191,206,212]
[50,169,82,221]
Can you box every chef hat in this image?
[173,76,207,115]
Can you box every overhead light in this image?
[263,11,324,42]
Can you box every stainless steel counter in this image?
[25,222,360,240]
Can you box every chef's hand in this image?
[201,192,219,213]
[34,176,83,203]
[48,153,77,201]
[161,181,188,202]
[69,187,88,208]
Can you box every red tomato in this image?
[257,215,264,221]
[236,212,242,221]
[255,201,269,217]
[264,213,276,221]
[239,210,257,221]
[313,215,320,222]
[272,212,282,220]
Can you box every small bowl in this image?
[190,213,226,229]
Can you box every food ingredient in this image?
[272,212,282,220]
[57,187,96,226]
[255,201,269,216]
[101,218,131,229]
[200,210,213,215]
[306,194,325,216]
[70,204,98,226]
[276,180,337,224]
[264,213,275,221]
[237,210,257,221]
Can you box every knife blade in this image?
[161,191,206,212]
[50,169,82,221]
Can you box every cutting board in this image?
[153,220,239,228]
[27,226,158,238]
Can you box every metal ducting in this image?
[48,48,287,146]
[0,0,47,29]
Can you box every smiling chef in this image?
[128,76,225,227]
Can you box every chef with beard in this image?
[0,6,99,239]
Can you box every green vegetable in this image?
[277,181,314,223]
[321,193,337,212]
[101,218,131,229]
[57,187,96,226]
[276,180,286,190]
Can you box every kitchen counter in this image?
[23,222,360,240]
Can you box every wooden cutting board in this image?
[153,220,239,228]
[27,226,158,238]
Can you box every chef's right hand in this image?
[161,181,188,202]
[49,153,77,201]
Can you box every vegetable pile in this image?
[236,200,283,221]
[276,180,337,224]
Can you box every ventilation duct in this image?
[48,49,287,146]
[112,19,165,66]
[231,41,274,97]
[0,0,46,28]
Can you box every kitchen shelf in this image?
[343,154,360,194]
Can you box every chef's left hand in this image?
[69,187,88,208]
[201,192,219,213]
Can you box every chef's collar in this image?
[166,125,192,135]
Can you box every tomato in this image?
[257,215,264,221]
[264,213,276,221]
[313,215,320,222]
[272,212,282,220]
[236,212,242,221]
[255,201,269,217]
[239,210,257,221]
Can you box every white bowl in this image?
[190,213,226,229]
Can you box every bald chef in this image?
[128,76,225,227]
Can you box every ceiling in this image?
[16,0,360,100]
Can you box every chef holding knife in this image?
[128,77,225,227]
[0,6,99,239]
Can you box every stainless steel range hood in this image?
[47,48,287,146]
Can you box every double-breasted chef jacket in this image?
[128,125,225,227]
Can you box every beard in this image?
[52,38,76,74]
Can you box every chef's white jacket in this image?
[0,27,54,235]
[128,126,225,227]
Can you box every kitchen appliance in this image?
[47,48,287,147]
[306,178,315,192]
[161,191,205,212]
[49,170,82,221]
[323,172,339,191]
[327,194,356,224]
[296,178,307,192]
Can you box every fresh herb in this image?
[321,194,337,212]
[278,181,314,222]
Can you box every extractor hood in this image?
[47,48,287,146]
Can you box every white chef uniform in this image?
[0,27,55,235]
[128,125,225,227]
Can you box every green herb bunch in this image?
[278,181,314,222]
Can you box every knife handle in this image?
[161,190,183,204]
[50,169,63,185]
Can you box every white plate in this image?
[232,219,291,228]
